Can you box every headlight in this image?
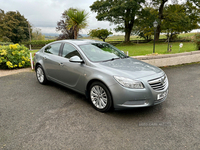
[114,76,144,89]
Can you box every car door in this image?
[57,43,85,89]
[43,42,62,80]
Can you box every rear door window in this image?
[44,43,61,55]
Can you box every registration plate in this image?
[157,90,168,100]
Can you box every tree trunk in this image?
[155,0,168,41]
[125,30,131,42]
[155,24,161,41]
[124,18,134,42]
[74,26,78,39]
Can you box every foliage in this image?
[90,0,145,42]
[0,9,31,43]
[189,0,200,8]
[21,40,55,49]
[66,8,88,39]
[151,0,168,41]
[0,42,13,45]
[133,0,200,41]
[56,9,74,40]
[0,44,30,69]
[193,33,200,50]
[162,3,199,37]
[133,7,157,40]
[88,28,112,42]
[32,28,45,40]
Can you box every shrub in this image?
[0,42,13,46]
[21,40,55,49]
[193,33,200,50]
[0,44,31,69]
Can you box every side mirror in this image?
[69,56,84,63]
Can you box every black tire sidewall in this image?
[36,65,47,84]
[89,81,112,112]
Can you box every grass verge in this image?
[116,42,197,56]
[28,42,197,57]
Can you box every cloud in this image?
[1,0,117,34]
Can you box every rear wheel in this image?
[89,82,112,112]
[36,65,48,84]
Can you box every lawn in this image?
[116,42,197,56]
[29,42,197,57]
[30,50,39,55]
[82,32,197,41]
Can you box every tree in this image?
[0,9,4,40]
[56,9,75,40]
[67,8,88,39]
[90,0,145,42]
[148,0,199,41]
[149,0,168,41]
[0,10,31,43]
[162,3,199,39]
[133,7,157,40]
[32,28,45,40]
[88,28,112,42]
[189,0,200,8]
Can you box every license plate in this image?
[157,90,168,100]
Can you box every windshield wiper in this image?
[122,56,129,59]
[102,57,120,62]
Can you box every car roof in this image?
[53,39,105,46]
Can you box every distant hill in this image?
[42,33,89,37]
[81,34,89,37]
[42,33,59,37]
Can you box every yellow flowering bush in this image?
[0,44,31,69]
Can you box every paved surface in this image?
[0,68,32,77]
[0,64,200,150]
[132,51,200,67]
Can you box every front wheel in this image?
[89,82,112,112]
[36,65,48,84]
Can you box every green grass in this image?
[116,42,197,56]
[82,32,197,42]
[30,50,39,54]
[30,50,39,59]
[177,32,196,40]
[82,35,144,41]
[29,42,197,57]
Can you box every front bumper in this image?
[109,73,169,109]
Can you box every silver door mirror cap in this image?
[69,56,84,63]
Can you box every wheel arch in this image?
[86,79,113,102]
[35,62,41,71]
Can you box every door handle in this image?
[44,57,47,60]
[59,62,64,66]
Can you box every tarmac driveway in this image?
[0,64,200,150]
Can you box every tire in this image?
[36,65,48,84]
[89,82,112,112]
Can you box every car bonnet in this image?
[98,57,163,79]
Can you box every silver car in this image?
[34,40,168,112]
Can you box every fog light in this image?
[144,100,149,104]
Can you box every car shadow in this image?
[44,80,91,103]
[41,80,166,119]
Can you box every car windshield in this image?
[79,43,127,62]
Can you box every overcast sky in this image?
[1,0,198,35]
[1,0,116,34]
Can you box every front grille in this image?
[154,97,166,105]
[148,75,168,91]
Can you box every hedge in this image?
[194,33,200,50]
[21,40,56,49]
